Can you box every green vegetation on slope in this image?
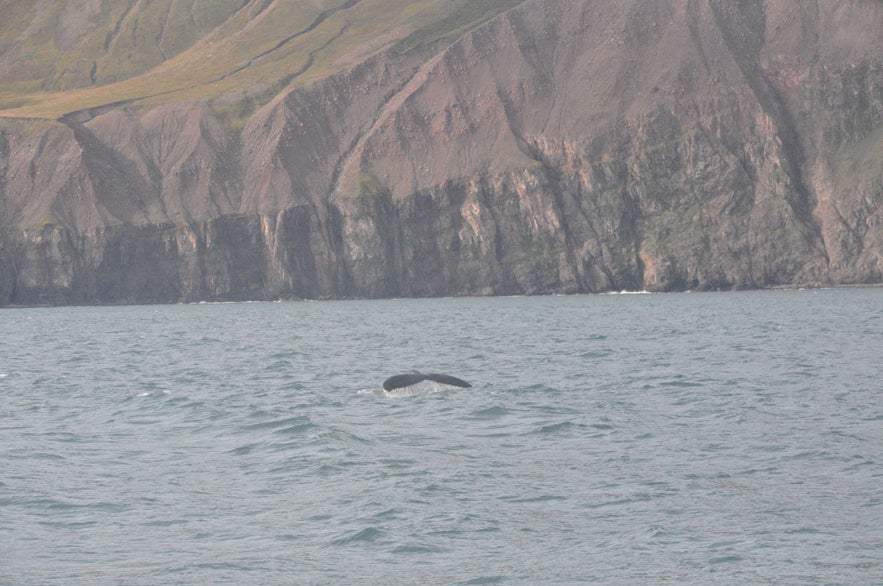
[0,0,246,93]
[0,0,526,120]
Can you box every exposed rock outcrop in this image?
[0,0,881,305]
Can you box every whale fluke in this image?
[382,371,472,392]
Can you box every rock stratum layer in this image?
[0,0,881,305]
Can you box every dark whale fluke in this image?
[382,371,472,392]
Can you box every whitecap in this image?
[134,389,170,398]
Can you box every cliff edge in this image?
[1,0,881,304]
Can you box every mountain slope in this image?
[0,0,881,305]
[0,0,523,118]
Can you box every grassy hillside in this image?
[0,0,247,92]
[0,0,524,120]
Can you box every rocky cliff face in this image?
[1,0,881,305]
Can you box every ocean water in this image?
[1,288,881,584]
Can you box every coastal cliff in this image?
[1,0,881,304]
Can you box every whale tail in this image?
[422,373,472,388]
[382,371,472,391]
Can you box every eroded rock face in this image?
[1,0,881,305]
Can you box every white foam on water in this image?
[135,390,171,398]
[357,383,459,398]
[379,381,458,398]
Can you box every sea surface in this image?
[1,288,881,584]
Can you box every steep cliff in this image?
[0,0,881,305]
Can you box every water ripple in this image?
[1,289,881,583]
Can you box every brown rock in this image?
[0,0,881,305]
